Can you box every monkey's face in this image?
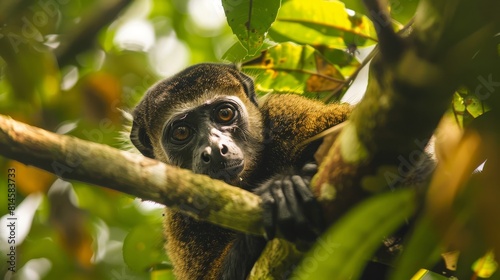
[131,63,264,186]
[160,95,261,185]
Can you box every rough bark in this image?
[0,115,264,236]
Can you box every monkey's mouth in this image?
[210,160,245,185]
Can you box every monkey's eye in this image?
[171,125,192,143]
[215,104,237,124]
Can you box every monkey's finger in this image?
[282,177,307,233]
[260,189,276,240]
[291,175,325,231]
[283,178,306,224]
[291,175,315,203]
[301,162,318,176]
[283,177,320,242]
[271,180,295,242]
[302,176,311,186]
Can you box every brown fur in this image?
[164,211,234,280]
[131,64,353,279]
[247,94,352,185]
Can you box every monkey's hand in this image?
[253,163,324,242]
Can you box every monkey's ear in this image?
[237,71,259,107]
[130,121,155,159]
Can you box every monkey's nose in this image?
[220,144,228,155]
[201,144,229,165]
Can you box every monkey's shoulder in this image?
[260,94,351,135]
[258,94,352,160]
[244,94,352,182]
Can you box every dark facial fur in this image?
[130,63,263,185]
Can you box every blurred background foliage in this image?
[0,0,234,279]
[0,0,498,279]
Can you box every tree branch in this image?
[313,0,499,223]
[0,114,264,236]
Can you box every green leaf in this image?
[341,0,420,26]
[293,189,417,280]
[222,0,281,55]
[339,0,369,19]
[387,0,420,25]
[242,42,346,97]
[269,0,377,49]
[452,88,491,128]
[151,268,176,280]
[222,40,277,62]
[315,45,361,77]
[123,221,169,272]
[223,43,360,78]
[452,91,466,128]
[472,251,498,278]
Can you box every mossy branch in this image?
[0,114,264,236]
[312,0,499,223]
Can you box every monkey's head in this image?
[131,63,264,186]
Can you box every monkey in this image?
[130,63,352,279]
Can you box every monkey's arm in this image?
[259,94,352,167]
[218,160,327,280]
[252,94,352,240]
[218,163,321,280]
[219,235,267,280]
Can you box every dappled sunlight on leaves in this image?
[0,0,499,279]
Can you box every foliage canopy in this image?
[0,0,499,279]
